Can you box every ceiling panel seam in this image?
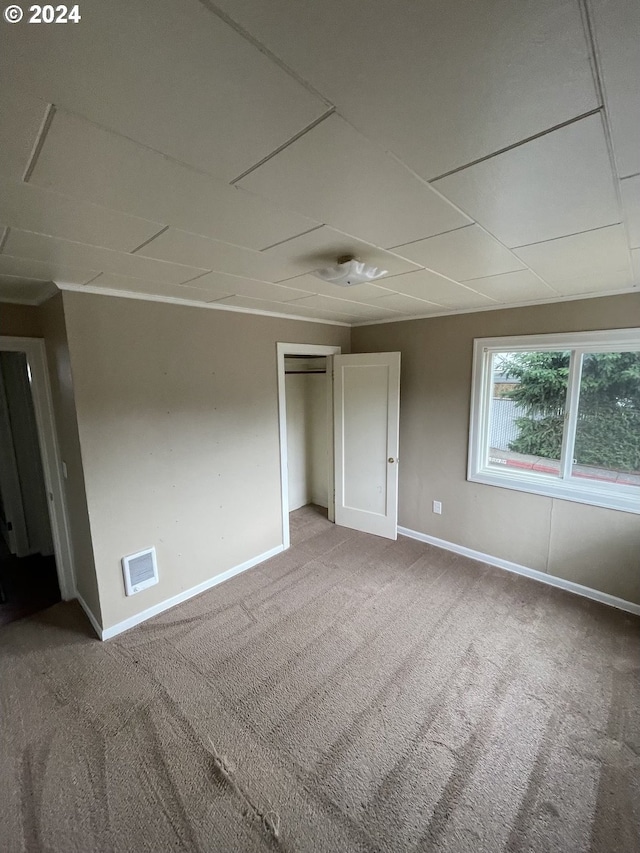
[129,226,170,255]
[272,261,507,302]
[197,0,334,108]
[387,222,552,294]
[426,108,603,184]
[362,267,501,302]
[467,272,560,298]
[44,105,270,185]
[259,224,325,253]
[229,108,336,185]
[432,268,532,301]
[82,272,104,287]
[381,148,546,276]
[579,0,606,108]
[22,103,56,183]
[178,269,212,286]
[512,220,624,251]
[385,154,589,296]
[351,288,638,328]
[388,224,473,251]
[580,0,625,186]
[579,0,631,243]
[388,238,556,293]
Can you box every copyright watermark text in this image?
[3,5,22,22]
[3,4,81,23]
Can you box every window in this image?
[468,329,640,514]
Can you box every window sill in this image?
[469,468,640,515]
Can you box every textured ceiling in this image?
[0,0,638,325]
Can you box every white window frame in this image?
[468,328,640,515]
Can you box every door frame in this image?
[0,336,75,600]
[276,342,342,550]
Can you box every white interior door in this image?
[334,352,400,539]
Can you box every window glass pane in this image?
[571,352,640,488]
[488,351,569,478]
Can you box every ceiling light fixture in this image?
[311,255,388,287]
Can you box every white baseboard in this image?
[398,526,640,617]
[99,544,285,641]
[75,591,103,639]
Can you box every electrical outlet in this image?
[433,500,442,515]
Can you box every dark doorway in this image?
[0,351,61,627]
[0,539,60,627]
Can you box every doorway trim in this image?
[276,342,341,550]
[0,336,75,600]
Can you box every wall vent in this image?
[122,547,159,596]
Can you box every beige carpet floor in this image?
[1,505,638,853]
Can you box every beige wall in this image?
[352,293,640,604]
[62,291,349,631]
[308,373,330,508]
[286,373,310,510]
[0,303,42,338]
[285,372,330,511]
[4,288,636,630]
[38,294,101,621]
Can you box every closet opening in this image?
[285,355,330,527]
[276,343,341,550]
